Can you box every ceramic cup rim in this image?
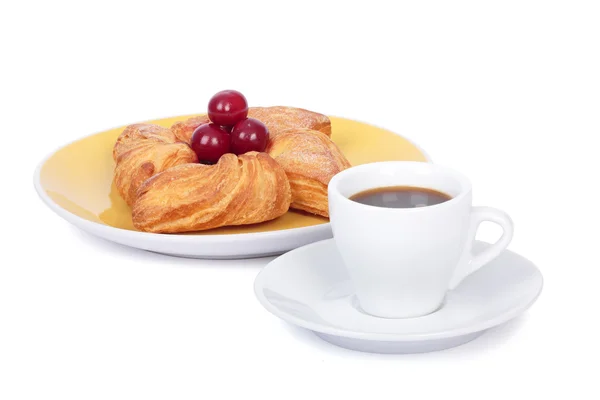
[328,161,473,213]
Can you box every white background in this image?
[1,0,599,399]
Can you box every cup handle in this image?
[448,206,514,290]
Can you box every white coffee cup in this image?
[328,161,514,319]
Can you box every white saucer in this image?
[254,239,543,354]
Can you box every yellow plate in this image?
[35,115,428,258]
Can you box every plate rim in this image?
[33,114,432,243]
[254,239,544,341]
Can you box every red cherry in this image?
[207,90,248,126]
[230,118,269,155]
[190,123,231,164]
[218,125,233,134]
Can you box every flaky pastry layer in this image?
[266,128,351,217]
[132,152,292,233]
[113,124,198,206]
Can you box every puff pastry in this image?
[132,152,292,233]
[170,106,331,145]
[266,128,351,217]
[248,106,331,138]
[113,123,198,206]
[171,114,210,144]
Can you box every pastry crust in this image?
[171,114,210,144]
[132,152,292,233]
[170,106,331,145]
[266,128,351,217]
[113,123,198,206]
[248,106,331,138]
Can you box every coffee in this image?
[349,186,451,209]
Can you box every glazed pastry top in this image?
[132,152,292,233]
[113,123,197,206]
